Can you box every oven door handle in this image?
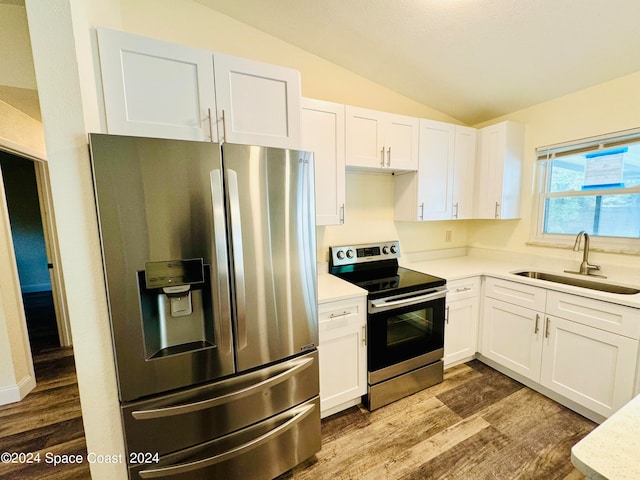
[369,289,448,314]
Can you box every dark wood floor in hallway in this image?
[0,347,90,480]
[281,360,596,480]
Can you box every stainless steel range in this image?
[329,241,447,410]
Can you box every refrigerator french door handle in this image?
[130,353,315,420]
[227,168,247,349]
[137,402,316,479]
[210,169,233,354]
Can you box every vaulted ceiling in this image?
[196,0,640,125]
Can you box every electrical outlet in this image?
[445,230,452,242]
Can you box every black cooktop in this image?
[329,241,446,299]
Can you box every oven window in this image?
[369,298,445,372]
[387,311,432,347]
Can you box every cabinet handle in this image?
[207,108,215,142]
[329,311,351,319]
[494,202,500,219]
[386,147,391,167]
[544,317,550,338]
[534,314,540,334]
[419,203,424,220]
[455,287,471,293]
[445,305,450,324]
[362,325,367,346]
[453,202,459,219]
[221,109,228,143]
[339,204,345,224]
[380,147,385,167]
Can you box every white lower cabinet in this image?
[481,297,543,381]
[444,277,480,367]
[540,315,638,417]
[481,277,640,419]
[318,296,367,418]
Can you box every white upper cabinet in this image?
[345,106,419,171]
[452,125,477,219]
[213,53,301,149]
[96,28,301,148]
[97,28,217,142]
[394,120,477,221]
[475,120,524,219]
[300,98,345,226]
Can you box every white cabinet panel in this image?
[475,121,524,219]
[540,316,639,417]
[97,28,216,141]
[345,106,418,171]
[213,53,301,149]
[481,297,543,381]
[394,120,477,221]
[444,277,480,367]
[546,290,640,339]
[96,28,301,148]
[318,297,367,417]
[484,277,547,312]
[301,99,345,226]
[452,126,477,219]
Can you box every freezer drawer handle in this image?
[131,355,315,420]
[137,402,316,478]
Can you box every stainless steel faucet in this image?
[564,231,606,277]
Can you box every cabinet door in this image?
[97,28,216,141]
[475,123,505,218]
[481,297,543,381]
[301,99,345,226]
[452,126,477,219]
[417,119,455,220]
[444,296,479,367]
[213,53,301,149]
[345,106,384,168]
[475,121,523,219]
[318,299,367,417]
[540,316,639,417]
[384,113,419,170]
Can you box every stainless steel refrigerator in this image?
[89,133,320,480]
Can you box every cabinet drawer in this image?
[447,277,480,302]
[484,277,546,311]
[319,298,366,333]
[546,291,640,339]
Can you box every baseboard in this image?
[0,374,36,406]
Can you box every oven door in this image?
[367,288,446,377]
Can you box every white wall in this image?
[25,1,126,479]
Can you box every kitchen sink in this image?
[512,271,640,295]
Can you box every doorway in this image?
[0,149,70,354]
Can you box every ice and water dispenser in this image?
[137,258,215,359]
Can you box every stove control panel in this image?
[330,241,400,267]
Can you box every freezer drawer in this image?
[121,351,319,457]
[129,396,320,480]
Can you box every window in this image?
[534,128,640,251]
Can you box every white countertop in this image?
[571,393,640,479]
[317,272,367,304]
[401,254,640,309]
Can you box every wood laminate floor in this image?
[0,354,596,480]
[282,360,596,480]
[0,347,90,480]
